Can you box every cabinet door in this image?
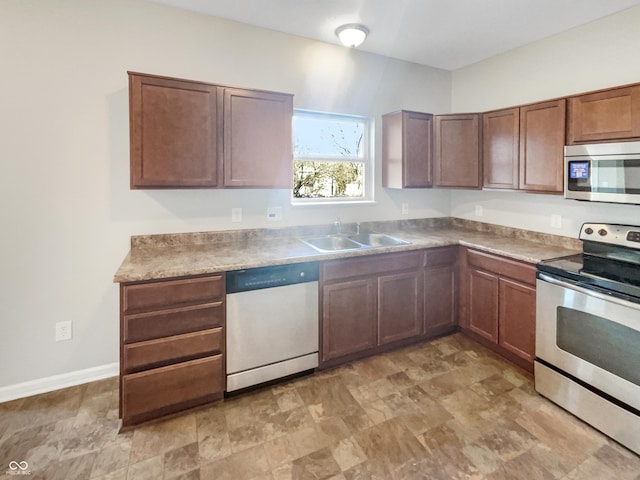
[129,73,219,188]
[434,114,481,188]
[378,270,423,345]
[382,111,433,188]
[424,265,457,335]
[483,108,519,189]
[567,85,640,144]
[467,269,499,342]
[519,99,566,192]
[223,88,293,188]
[498,278,536,363]
[321,278,377,362]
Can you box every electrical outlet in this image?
[231,208,242,223]
[475,205,483,217]
[401,203,409,215]
[55,321,72,342]
[267,206,282,221]
[551,214,562,229]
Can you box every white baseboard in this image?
[0,363,119,403]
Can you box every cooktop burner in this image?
[537,223,640,302]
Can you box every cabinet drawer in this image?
[424,247,458,267]
[124,327,223,373]
[466,249,535,285]
[122,355,223,425]
[323,251,422,282]
[124,302,224,343]
[123,275,224,313]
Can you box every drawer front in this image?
[466,249,535,285]
[424,246,458,267]
[124,327,223,373]
[123,275,224,313]
[124,302,224,343]
[323,250,422,282]
[122,355,223,424]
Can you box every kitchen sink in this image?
[301,235,365,253]
[301,232,411,253]
[348,233,411,247]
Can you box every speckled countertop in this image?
[113,218,582,283]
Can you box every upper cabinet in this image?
[434,114,482,189]
[128,72,293,189]
[129,74,219,188]
[222,88,293,188]
[483,108,519,189]
[519,100,566,192]
[483,99,565,193]
[567,84,640,144]
[382,110,433,188]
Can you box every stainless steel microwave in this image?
[565,141,640,204]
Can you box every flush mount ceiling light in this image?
[335,24,369,48]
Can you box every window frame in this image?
[291,108,374,205]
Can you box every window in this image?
[292,109,373,203]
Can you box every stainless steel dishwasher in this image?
[226,262,319,392]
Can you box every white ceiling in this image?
[149,0,640,70]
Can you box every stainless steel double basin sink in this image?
[301,232,410,253]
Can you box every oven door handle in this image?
[538,273,640,311]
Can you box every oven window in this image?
[557,306,640,387]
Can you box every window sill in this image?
[291,199,377,207]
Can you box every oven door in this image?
[536,273,640,411]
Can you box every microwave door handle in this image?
[538,273,640,311]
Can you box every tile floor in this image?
[1,333,639,479]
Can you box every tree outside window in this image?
[292,110,372,202]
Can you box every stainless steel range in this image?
[536,223,640,455]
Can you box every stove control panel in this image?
[580,223,640,248]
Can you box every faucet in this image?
[334,217,342,235]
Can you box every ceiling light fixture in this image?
[335,24,369,48]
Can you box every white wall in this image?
[450,6,640,236]
[0,0,451,390]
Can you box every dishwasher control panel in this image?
[226,262,319,293]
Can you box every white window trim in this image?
[291,109,375,205]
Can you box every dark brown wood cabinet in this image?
[321,278,377,361]
[423,247,458,336]
[460,248,536,370]
[567,84,640,144]
[483,100,565,193]
[434,114,482,188]
[222,88,293,188]
[382,110,433,188]
[320,251,423,364]
[378,270,424,345]
[519,99,566,193]
[483,108,519,189]
[129,73,219,188]
[128,72,293,189]
[119,274,225,427]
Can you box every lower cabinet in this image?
[460,248,536,369]
[119,274,225,427]
[320,248,458,365]
[321,278,377,361]
[424,247,458,336]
